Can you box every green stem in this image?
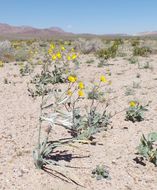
[38,87,44,154]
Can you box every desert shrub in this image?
[133,46,152,57]
[14,47,30,62]
[96,41,119,62]
[0,40,14,62]
[113,38,124,46]
[32,42,112,183]
[74,38,104,54]
[25,39,36,46]
[131,38,140,47]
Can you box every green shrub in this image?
[133,46,152,57]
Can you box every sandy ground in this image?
[0,55,157,190]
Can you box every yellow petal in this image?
[68,76,76,83]
[67,55,71,61]
[56,52,62,59]
[72,54,77,60]
[52,55,57,60]
[130,101,136,107]
[61,46,65,51]
[78,90,84,97]
[78,82,85,89]
[100,75,107,83]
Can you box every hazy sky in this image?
[0,0,157,34]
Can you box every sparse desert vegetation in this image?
[0,36,157,190]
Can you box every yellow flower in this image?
[52,54,57,60]
[56,52,62,59]
[78,82,85,89]
[78,90,84,97]
[68,75,77,83]
[61,46,65,51]
[130,101,136,107]
[0,61,4,67]
[67,55,71,61]
[67,89,72,96]
[48,48,53,55]
[50,43,55,50]
[100,75,107,83]
[72,54,77,60]
[71,48,75,52]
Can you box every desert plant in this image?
[96,42,119,66]
[0,40,14,62]
[131,39,140,47]
[28,66,66,97]
[137,132,157,166]
[74,38,104,54]
[88,89,104,100]
[125,101,148,122]
[20,64,33,76]
[133,46,151,57]
[15,47,30,62]
[91,165,111,180]
[125,87,135,96]
[32,82,84,186]
[128,56,138,64]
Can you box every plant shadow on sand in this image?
[41,138,90,187]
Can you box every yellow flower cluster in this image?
[66,53,77,61]
[48,42,78,62]
[51,52,62,60]
[78,82,85,97]
[67,77,85,97]
[48,43,55,56]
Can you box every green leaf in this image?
[148,132,157,142]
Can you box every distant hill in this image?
[135,31,157,37]
[0,23,73,39]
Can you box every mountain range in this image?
[0,23,157,39]
[0,23,72,39]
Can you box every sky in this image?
[0,0,157,34]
